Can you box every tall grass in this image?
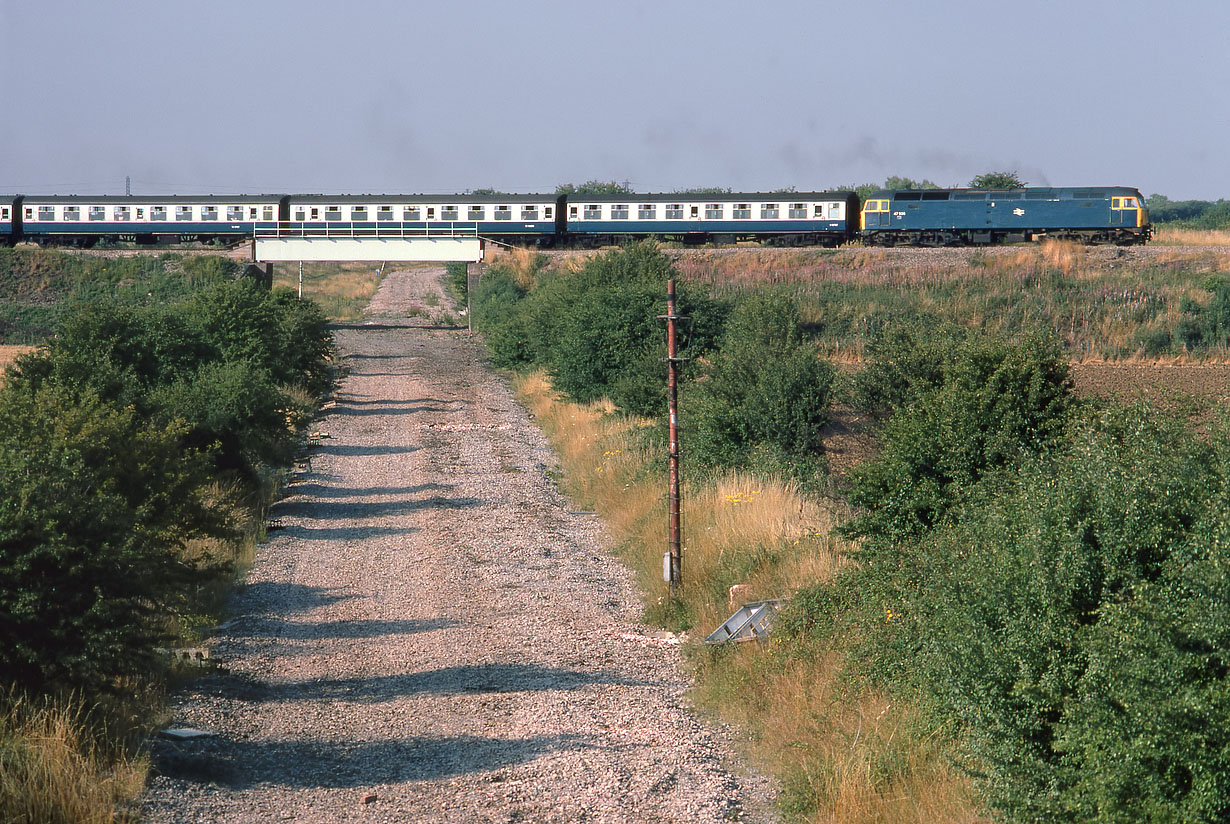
[514,369,988,823]
[0,691,148,824]
[1151,226,1230,246]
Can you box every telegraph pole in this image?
[661,279,685,592]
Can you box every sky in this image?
[2,0,1227,200]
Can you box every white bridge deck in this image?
[253,223,483,262]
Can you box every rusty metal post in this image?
[664,278,683,592]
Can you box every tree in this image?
[555,180,634,196]
[970,171,1026,189]
[884,176,940,191]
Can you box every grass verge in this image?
[513,368,989,823]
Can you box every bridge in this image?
[253,223,484,263]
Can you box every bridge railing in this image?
[254,221,480,240]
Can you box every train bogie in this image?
[860,187,1150,246]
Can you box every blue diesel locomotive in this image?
[860,187,1150,246]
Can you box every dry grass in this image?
[0,344,35,377]
[514,368,988,823]
[1151,226,1230,246]
[0,692,148,823]
[271,260,385,321]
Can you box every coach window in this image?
[733,203,751,219]
[544,206,553,219]
[325,207,342,220]
[201,206,218,220]
[760,203,779,219]
[136,208,144,219]
[665,204,683,219]
[152,206,167,221]
[789,203,807,218]
[64,206,80,221]
[377,206,393,221]
[227,206,244,220]
[1,207,8,220]
[426,207,437,220]
[24,207,33,220]
[495,205,512,220]
[441,206,459,220]
[611,204,629,219]
[176,206,193,221]
[38,206,56,221]
[569,206,578,218]
[351,206,368,221]
[114,206,131,221]
[404,206,421,220]
[814,204,824,218]
[294,208,306,221]
[521,205,539,220]
[467,206,485,220]
[705,203,723,219]
[638,204,656,219]
[91,206,107,221]
[310,208,320,220]
[584,204,602,220]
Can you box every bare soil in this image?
[140,267,775,823]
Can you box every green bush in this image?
[919,407,1220,823]
[850,319,965,414]
[0,385,229,696]
[688,292,835,479]
[843,331,1073,547]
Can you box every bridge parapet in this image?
[254,222,482,262]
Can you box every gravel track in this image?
[140,266,776,823]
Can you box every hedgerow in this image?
[0,279,334,698]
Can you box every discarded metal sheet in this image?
[160,728,213,740]
[705,598,788,645]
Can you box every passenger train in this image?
[0,187,1150,248]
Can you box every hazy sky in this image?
[2,0,1226,199]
